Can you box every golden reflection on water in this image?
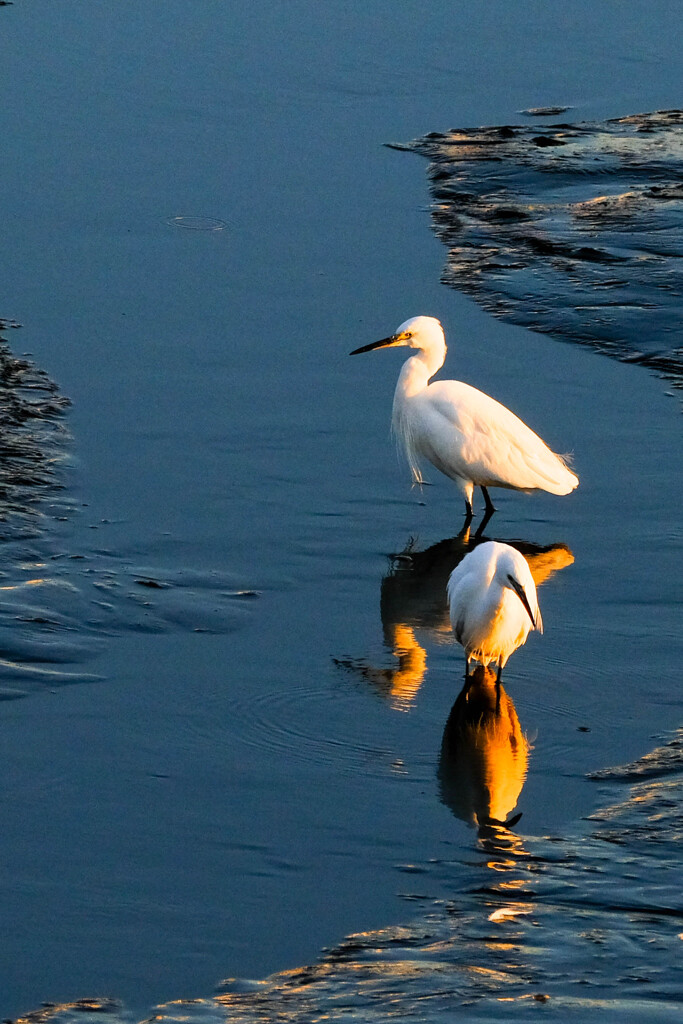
[341,530,573,710]
[438,666,529,831]
[488,905,534,922]
[0,577,47,589]
[340,622,428,710]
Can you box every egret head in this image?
[504,573,538,629]
[493,549,542,633]
[350,315,445,356]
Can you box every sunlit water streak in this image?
[390,109,683,393]
[11,731,682,1023]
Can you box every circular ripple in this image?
[166,215,227,231]
[220,682,398,777]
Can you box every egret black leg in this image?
[481,486,496,514]
[464,499,474,521]
[464,659,475,698]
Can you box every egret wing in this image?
[419,381,577,493]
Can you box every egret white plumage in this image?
[447,541,542,680]
[350,316,578,518]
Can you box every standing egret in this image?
[447,541,542,680]
[350,316,578,519]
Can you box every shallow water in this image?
[1,1,682,1020]
[10,731,683,1023]
[392,109,683,389]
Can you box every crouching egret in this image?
[350,316,578,519]
[447,541,542,680]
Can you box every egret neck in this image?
[391,332,446,442]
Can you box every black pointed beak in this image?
[350,334,400,355]
[507,574,539,629]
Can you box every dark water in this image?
[0,320,70,536]
[9,725,683,1022]
[1,1,682,1020]
[0,318,253,698]
[391,109,683,389]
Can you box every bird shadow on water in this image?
[335,524,573,711]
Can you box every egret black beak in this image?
[506,574,542,631]
[350,333,405,355]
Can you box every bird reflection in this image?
[341,622,428,708]
[337,525,573,709]
[438,666,529,837]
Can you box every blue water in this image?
[397,110,683,386]
[0,1,681,1019]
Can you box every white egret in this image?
[350,315,578,518]
[447,541,542,680]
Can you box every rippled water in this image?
[0,320,71,534]
[0,552,256,699]
[2,1,682,1020]
[392,110,683,390]
[12,728,682,1024]
[0,321,255,700]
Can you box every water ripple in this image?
[390,109,683,393]
[0,319,71,535]
[10,729,683,1023]
[0,555,258,699]
[222,681,398,776]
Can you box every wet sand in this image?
[0,1,681,1019]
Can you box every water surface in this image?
[392,109,683,388]
[1,0,682,1019]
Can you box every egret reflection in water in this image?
[438,665,529,837]
[336,528,573,709]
